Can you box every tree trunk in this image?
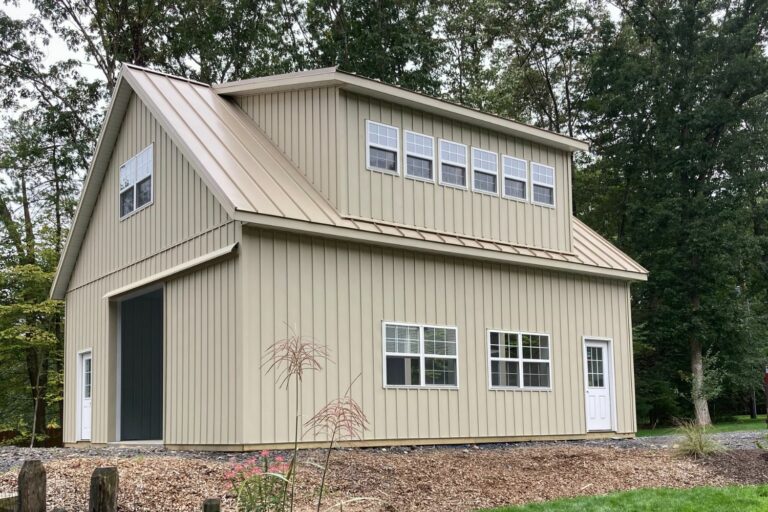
[26,349,48,444]
[751,389,758,419]
[690,338,712,425]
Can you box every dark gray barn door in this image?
[120,289,163,440]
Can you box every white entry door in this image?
[584,340,613,431]
[79,352,92,440]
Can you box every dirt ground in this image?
[2,441,768,512]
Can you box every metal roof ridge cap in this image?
[212,67,340,91]
[123,63,210,88]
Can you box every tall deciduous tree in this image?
[582,0,768,425]
[306,0,443,94]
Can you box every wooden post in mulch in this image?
[88,467,118,512]
[17,460,46,512]
[202,498,221,511]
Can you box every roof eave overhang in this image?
[233,210,647,282]
[213,70,590,153]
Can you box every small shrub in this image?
[226,451,290,512]
[674,419,724,459]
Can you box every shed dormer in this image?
[217,68,587,254]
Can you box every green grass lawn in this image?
[636,415,768,437]
[483,485,768,511]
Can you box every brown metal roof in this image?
[51,65,646,298]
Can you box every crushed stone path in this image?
[1,430,763,474]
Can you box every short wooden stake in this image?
[89,467,118,512]
[17,460,46,512]
[202,498,221,511]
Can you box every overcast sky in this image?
[5,0,103,81]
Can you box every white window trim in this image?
[382,321,460,389]
[582,336,618,432]
[76,347,93,441]
[119,144,155,220]
[437,139,469,190]
[403,130,436,183]
[502,155,528,203]
[487,330,552,391]
[366,120,400,175]
[530,162,556,208]
[471,147,499,196]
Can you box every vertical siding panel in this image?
[65,92,239,446]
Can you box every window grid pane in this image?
[407,156,433,180]
[441,163,466,187]
[503,157,527,179]
[474,171,497,193]
[533,184,554,205]
[368,122,398,149]
[369,147,397,172]
[587,346,605,388]
[491,360,519,387]
[440,140,466,165]
[522,334,549,360]
[531,163,554,185]
[523,362,550,388]
[490,332,518,359]
[119,163,134,191]
[472,148,497,173]
[120,188,134,217]
[406,132,433,158]
[425,358,457,386]
[424,327,457,356]
[505,178,526,199]
[385,324,420,354]
[386,356,420,386]
[136,176,152,208]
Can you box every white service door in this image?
[80,352,92,440]
[585,340,612,431]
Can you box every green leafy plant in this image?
[675,419,724,459]
[226,451,290,512]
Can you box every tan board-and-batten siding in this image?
[236,89,573,253]
[240,227,636,446]
[63,92,242,445]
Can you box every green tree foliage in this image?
[306,0,443,93]
[580,0,768,424]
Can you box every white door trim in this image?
[76,348,93,441]
[582,336,617,432]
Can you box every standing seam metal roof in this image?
[51,65,646,299]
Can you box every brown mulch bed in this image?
[1,446,766,511]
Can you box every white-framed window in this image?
[502,156,527,201]
[383,322,458,387]
[366,120,399,174]
[438,139,468,189]
[472,148,498,194]
[404,131,435,181]
[119,144,154,219]
[531,162,555,206]
[488,330,551,389]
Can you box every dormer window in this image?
[439,140,468,188]
[472,148,498,194]
[531,162,555,206]
[119,144,154,219]
[404,131,435,181]
[502,156,527,201]
[366,120,399,174]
